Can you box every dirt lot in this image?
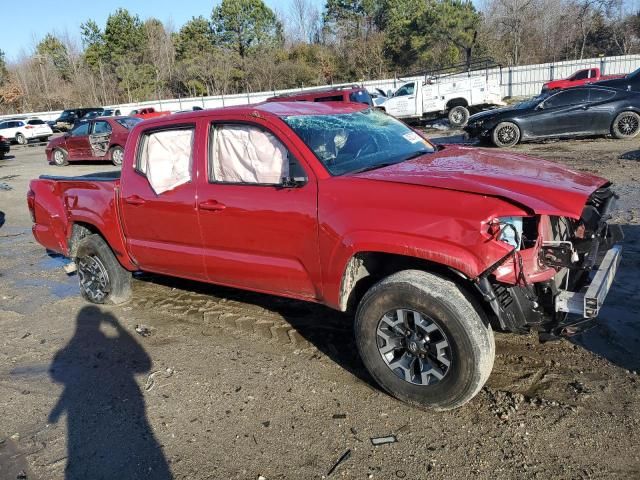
[0,133,639,480]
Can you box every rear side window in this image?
[349,90,373,106]
[116,117,142,130]
[137,127,194,194]
[93,121,112,134]
[315,95,344,102]
[209,123,289,185]
[589,89,616,103]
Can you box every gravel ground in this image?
[0,133,639,480]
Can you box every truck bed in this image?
[39,170,121,182]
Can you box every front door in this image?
[120,124,206,280]
[527,89,591,137]
[385,82,418,118]
[196,119,321,299]
[65,122,92,159]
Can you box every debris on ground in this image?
[135,324,154,337]
[332,413,346,419]
[370,435,397,446]
[0,182,12,191]
[327,449,351,476]
[144,367,175,391]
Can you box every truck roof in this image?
[140,101,369,127]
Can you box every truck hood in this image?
[351,146,608,218]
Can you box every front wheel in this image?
[448,106,470,128]
[611,111,640,139]
[15,133,26,145]
[355,270,494,410]
[492,121,521,147]
[75,234,132,304]
[110,146,124,166]
[52,148,68,166]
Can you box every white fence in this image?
[4,53,640,121]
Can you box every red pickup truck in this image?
[542,68,625,92]
[130,107,172,120]
[27,102,623,410]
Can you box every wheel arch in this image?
[446,98,469,109]
[337,250,487,315]
[67,219,137,270]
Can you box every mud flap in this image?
[89,133,111,157]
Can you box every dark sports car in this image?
[464,86,640,147]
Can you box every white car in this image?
[0,118,53,144]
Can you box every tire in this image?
[52,148,68,166]
[15,133,26,145]
[110,145,124,166]
[75,234,132,305]
[448,106,470,128]
[491,121,521,147]
[354,270,494,410]
[611,111,640,139]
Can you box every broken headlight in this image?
[495,216,523,250]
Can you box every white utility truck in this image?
[381,61,505,127]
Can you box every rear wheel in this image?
[611,111,640,139]
[52,148,68,166]
[492,121,521,147]
[75,234,131,305]
[15,133,26,145]
[355,270,495,410]
[448,106,470,128]
[110,146,124,166]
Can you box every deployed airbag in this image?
[140,129,193,195]
[212,125,288,184]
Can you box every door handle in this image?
[581,105,589,110]
[408,96,415,100]
[199,200,226,212]
[124,195,146,206]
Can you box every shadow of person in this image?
[48,306,172,479]
[0,210,5,228]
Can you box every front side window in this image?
[394,83,415,97]
[71,123,90,136]
[544,89,589,108]
[284,108,435,176]
[137,128,194,194]
[574,70,589,80]
[210,124,290,184]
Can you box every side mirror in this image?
[536,103,545,110]
[281,176,307,188]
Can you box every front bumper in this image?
[555,244,622,318]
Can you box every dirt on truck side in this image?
[0,135,639,479]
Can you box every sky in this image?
[0,0,313,62]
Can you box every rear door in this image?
[89,120,112,158]
[196,117,321,298]
[585,88,617,133]
[65,122,92,159]
[120,123,206,280]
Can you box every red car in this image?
[28,102,622,410]
[130,107,172,120]
[267,85,373,106]
[46,116,142,166]
[541,68,624,92]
